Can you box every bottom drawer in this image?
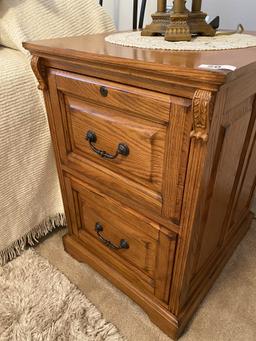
[64,174,177,303]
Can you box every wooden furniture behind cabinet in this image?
[24,33,256,339]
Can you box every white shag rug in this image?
[105,31,256,51]
[0,249,124,341]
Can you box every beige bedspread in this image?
[0,1,115,264]
[0,47,64,264]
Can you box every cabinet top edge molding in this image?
[23,32,256,89]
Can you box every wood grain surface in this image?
[25,31,256,340]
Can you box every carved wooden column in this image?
[31,56,47,91]
[165,0,192,42]
[190,90,213,142]
[169,89,215,313]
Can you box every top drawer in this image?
[54,71,171,124]
[49,70,171,213]
[48,69,192,224]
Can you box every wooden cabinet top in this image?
[23,32,256,95]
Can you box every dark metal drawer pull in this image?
[86,130,129,159]
[100,86,108,97]
[95,222,129,250]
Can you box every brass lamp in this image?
[142,0,216,41]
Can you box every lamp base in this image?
[141,3,216,42]
[141,11,171,36]
[165,13,192,41]
[189,11,216,36]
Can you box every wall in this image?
[102,0,256,31]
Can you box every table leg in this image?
[133,0,138,30]
[139,0,147,29]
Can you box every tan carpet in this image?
[0,249,124,341]
[37,220,256,341]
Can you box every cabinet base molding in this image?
[63,212,253,339]
[63,234,180,340]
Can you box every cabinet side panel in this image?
[179,86,256,327]
[195,95,256,272]
[171,75,256,332]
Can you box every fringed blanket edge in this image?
[0,213,66,266]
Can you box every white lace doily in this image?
[105,31,256,51]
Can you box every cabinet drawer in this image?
[64,174,177,302]
[48,69,192,224]
[63,96,166,192]
[55,70,171,123]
